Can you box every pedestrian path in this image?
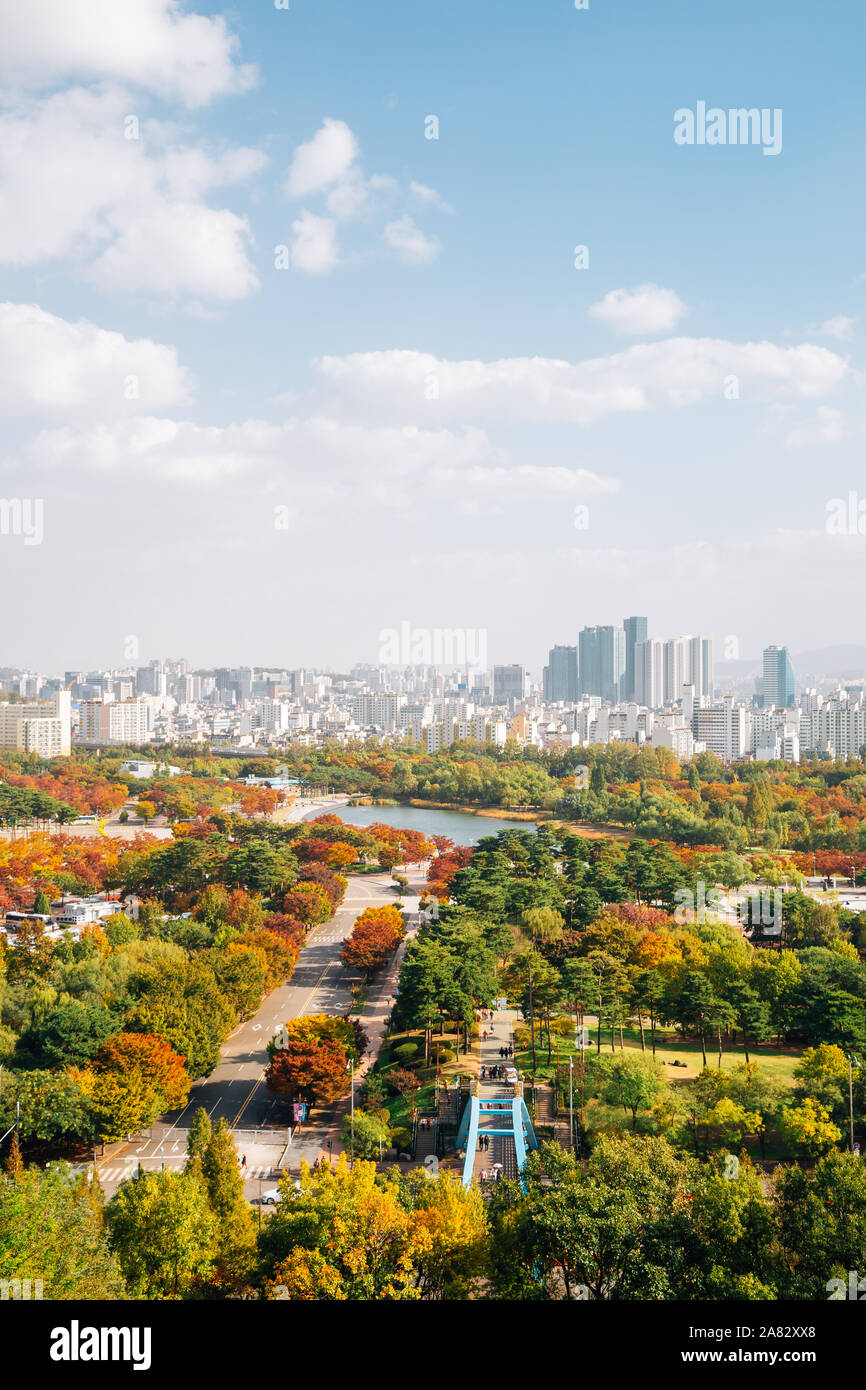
[473,1008,519,1187]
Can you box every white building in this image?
[79,697,149,744]
[692,695,750,761]
[0,691,71,756]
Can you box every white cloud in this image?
[588,284,687,335]
[0,87,263,299]
[21,412,498,498]
[409,181,453,212]
[316,339,848,424]
[785,406,849,448]
[286,118,359,198]
[0,0,256,107]
[430,464,619,514]
[383,216,441,265]
[284,123,447,268]
[818,315,855,341]
[290,212,339,274]
[0,302,192,416]
[92,202,258,300]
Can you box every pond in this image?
[305,801,539,846]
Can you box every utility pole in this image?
[569,1054,574,1153]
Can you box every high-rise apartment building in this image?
[0,691,71,757]
[79,698,149,744]
[623,616,648,701]
[692,695,750,760]
[634,639,663,707]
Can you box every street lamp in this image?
[845,1053,862,1153]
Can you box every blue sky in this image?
[0,0,864,674]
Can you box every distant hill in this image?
[715,645,866,684]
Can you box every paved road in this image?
[95,862,407,1198]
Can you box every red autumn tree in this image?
[265,1016,353,1106]
[340,905,404,977]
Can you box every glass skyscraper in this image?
[759,645,796,709]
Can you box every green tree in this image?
[106,1168,217,1298]
[0,1164,125,1299]
[186,1106,212,1160]
[598,1053,669,1131]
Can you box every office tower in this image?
[546,645,579,703]
[634,639,663,708]
[136,663,166,698]
[579,626,625,703]
[758,645,796,709]
[493,665,526,704]
[578,627,601,698]
[623,616,648,701]
[598,626,625,703]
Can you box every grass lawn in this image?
[383,1083,435,1130]
[514,1019,802,1086]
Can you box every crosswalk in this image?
[97,1161,280,1183]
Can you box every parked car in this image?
[261,1180,301,1205]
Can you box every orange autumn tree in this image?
[340,905,405,978]
[76,1032,190,1141]
[265,1015,363,1107]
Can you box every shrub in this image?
[548,1016,576,1037]
[431,1046,455,1064]
[394,1042,419,1063]
[390,1126,412,1151]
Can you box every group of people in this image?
[480,1168,502,1183]
[481,1064,509,1081]
[477,1133,491,1152]
[496,1045,513,1059]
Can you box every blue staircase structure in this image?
[456,1092,538,1190]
